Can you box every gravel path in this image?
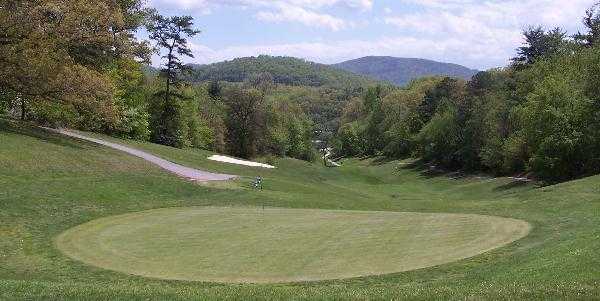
[49,129,237,182]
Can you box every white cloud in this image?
[149,0,597,69]
[256,3,347,31]
[150,0,372,13]
[149,0,372,30]
[382,0,595,68]
[279,0,373,10]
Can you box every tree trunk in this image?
[165,47,173,104]
[20,98,25,120]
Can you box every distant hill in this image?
[332,56,479,86]
[186,55,378,89]
[141,65,159,78]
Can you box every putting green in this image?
[55,207,530,283]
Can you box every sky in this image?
[146,0,597,70]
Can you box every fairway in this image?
[56,207,530,283]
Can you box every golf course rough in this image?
[55,207,531,284]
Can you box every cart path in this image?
[48,128,237,182]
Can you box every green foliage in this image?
[336,121,366,156]
[148,84,213,149]
[144,12,202,148]
[223,87,266,158]
[0,89,13,116]
[363,86,386,155]
[0,0,149,126]
[379,78,440,158]
[265,100,316,161]
[188,55,376,89]
[512,26,569,66]
[107,59,150,140]
[336,44,600,182]
[416,101,464,168]
[515,54,598,181]
[574,3,600,47]
[145,12,200,94]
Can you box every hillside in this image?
[3,118,600,299]
[333,56,479,86]
[186,55,378,88]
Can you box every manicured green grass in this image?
[55,207,529,284]
[1,118,600,300]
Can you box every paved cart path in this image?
[49,128,237,182]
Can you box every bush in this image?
[416,102,463,168]
[337,122,365,157]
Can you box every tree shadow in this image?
[0,118,98,149]
[371,156,397,166]
[398,159,458,179]
[492,180,532,191]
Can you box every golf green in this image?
[55,207,530,283]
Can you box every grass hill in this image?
[332,56,479,86]
[186,55,378,88]
[2,118,600,299]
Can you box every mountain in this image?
[187,55,378,89]
[141,65,159,78]
[332,56,479,86]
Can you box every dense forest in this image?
[0,0,370,162]
[2,0,600,182]
[187,56,376,89]
[335,3,600,182]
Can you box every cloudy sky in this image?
[147,0,597,70]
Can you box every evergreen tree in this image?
[512,26,568,66]
[145,12,200,147]
[574,3,600,47]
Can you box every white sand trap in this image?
[208,155,275,169]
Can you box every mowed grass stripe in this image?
[55,207,530,283]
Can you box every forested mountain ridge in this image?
[332,56,478,86]
[186,55,379,88]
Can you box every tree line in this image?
[0,0,318,161]
[335,2,600,182]
[4,0,599,179]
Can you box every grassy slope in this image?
[1,118,599,300]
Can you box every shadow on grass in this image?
[0,118,98,150]
[398,157,539,191]
[371,156,397,166]
[493,180,532,191]
[398,159,461,179]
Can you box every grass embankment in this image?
[1,118,599,300]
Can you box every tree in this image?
[246,72,276,94]
[418,78,464,124]
[512,26,568,66]
[574,2,600,47]
[380,78,441,158]
[199,82,227,152]
[264,100,316,161]
[467,70,520,172]
[223,88,265,158]
[145,12,200,147]
[146,13,200,105]
[0,0,149,125]
[363,86,385,155]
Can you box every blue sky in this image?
[147,0,596,70]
